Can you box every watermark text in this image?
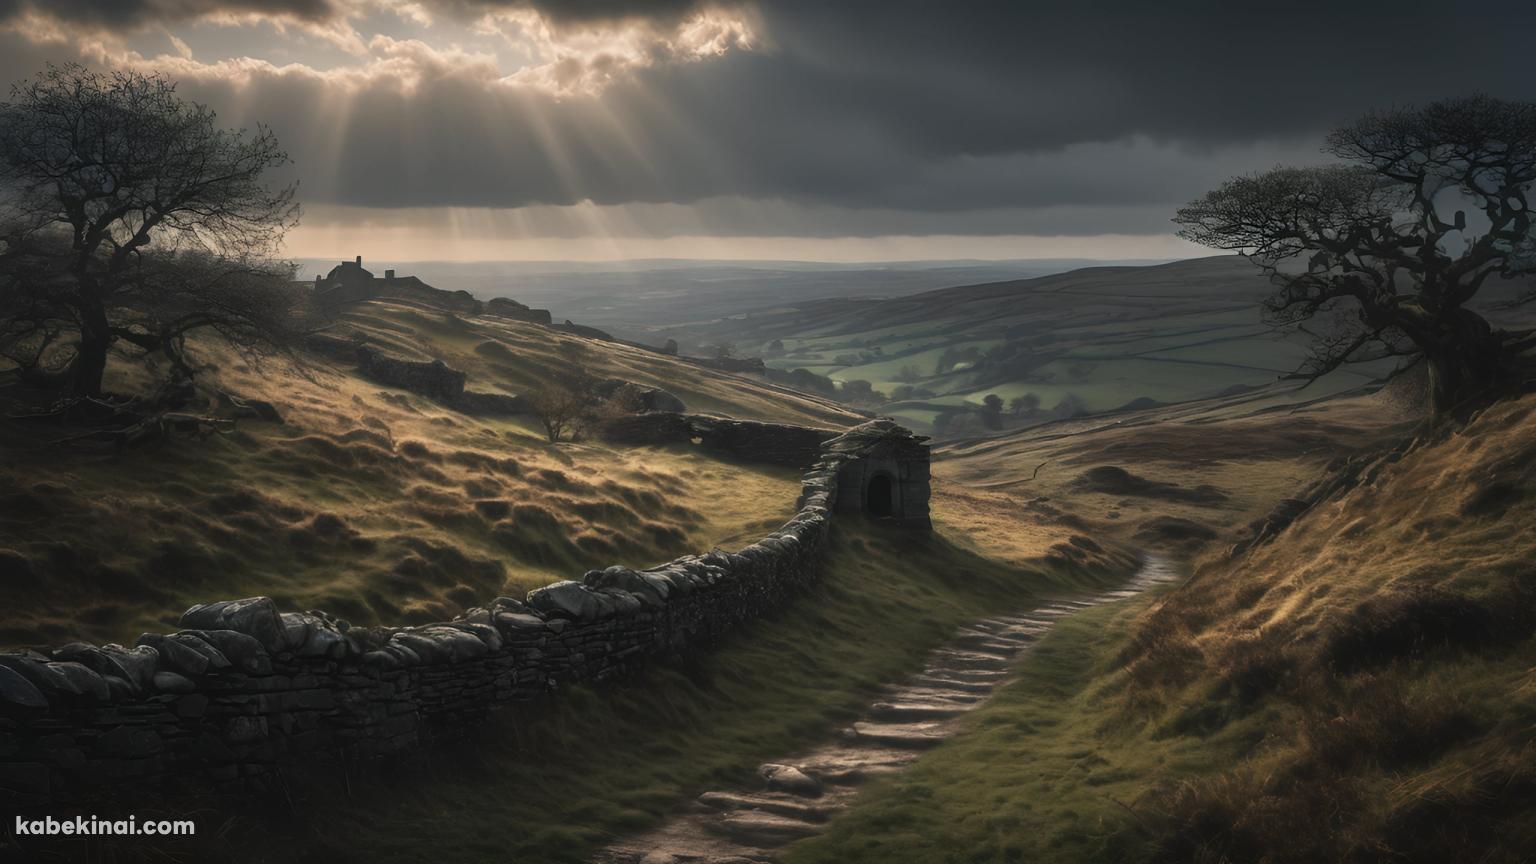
[14,815,195,837]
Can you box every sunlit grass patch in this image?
[0,296,854,647]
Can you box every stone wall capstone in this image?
[0,420,911,807]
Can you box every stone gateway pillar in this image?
[828,419,932,529]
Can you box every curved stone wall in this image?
[0,420,925,807]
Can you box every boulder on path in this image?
[759,763,823,797]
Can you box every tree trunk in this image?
[1424,329,1504,416]
[1426,352,1469,415]
[67,302,111,397]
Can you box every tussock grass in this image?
[0,298,854,647]
[792,393,1536,864]
[786,592,1239,864]
[937,391,1409,553]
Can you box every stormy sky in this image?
[2,0,1533,261]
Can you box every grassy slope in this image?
[938,386,1411,552]
[786,592,1215,864]
[0,298,862,647]
[340,298,858,427]
[190,517,1137,864]
[789,392,1536,864]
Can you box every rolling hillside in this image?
[0,291,863,648]
[671,257,1533,435]
[785,386,1536,864]
[294,259,1161,343]
[935,380,1415,555]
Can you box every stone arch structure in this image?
[830,419,932,528]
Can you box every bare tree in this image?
[0,64,300,398]
[1175,95,1536,415]
[0,229,73,384]
[113,251,303,384]
[529,383,589,443]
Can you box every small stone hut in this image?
[827,419,932,528]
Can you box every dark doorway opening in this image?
[867,474,894,517]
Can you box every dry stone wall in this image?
[0,421,892,808]
[598,413,838,468]
[353,346,529,416]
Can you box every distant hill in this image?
[676,256,1534,434]
[295,258,1166,346]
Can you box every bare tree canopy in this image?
[1175,95,1536,414]
[529,383,590,443]
[0,63,302,398]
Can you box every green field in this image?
[660,258,1408,432]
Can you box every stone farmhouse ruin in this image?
[312,256,553,324]
[313,255,439,304]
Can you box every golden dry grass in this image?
[336,299,859,428]
[794,390,1536,864]
[0,298,860,648]
[1141,392,1536,672]
[937,389,1411,552]
[929,478,1091,568]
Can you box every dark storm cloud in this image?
[729,1,1536,155]
[0,0,717,30]
[435,0,722,26]
[4,0,1536,221]
[0,0,335,29]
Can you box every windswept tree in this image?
[0,64,301,398]
[1175,95,1536,415]
[115,251,303,384]
[529,382,590,443]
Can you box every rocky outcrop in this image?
[592,379,687,414]
[0,420,916,807]
[552,320,614,341]
[484,297,553,325]
[355,346,467,402]
[352,347,529,416]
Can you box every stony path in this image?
[594,554,1184,864]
